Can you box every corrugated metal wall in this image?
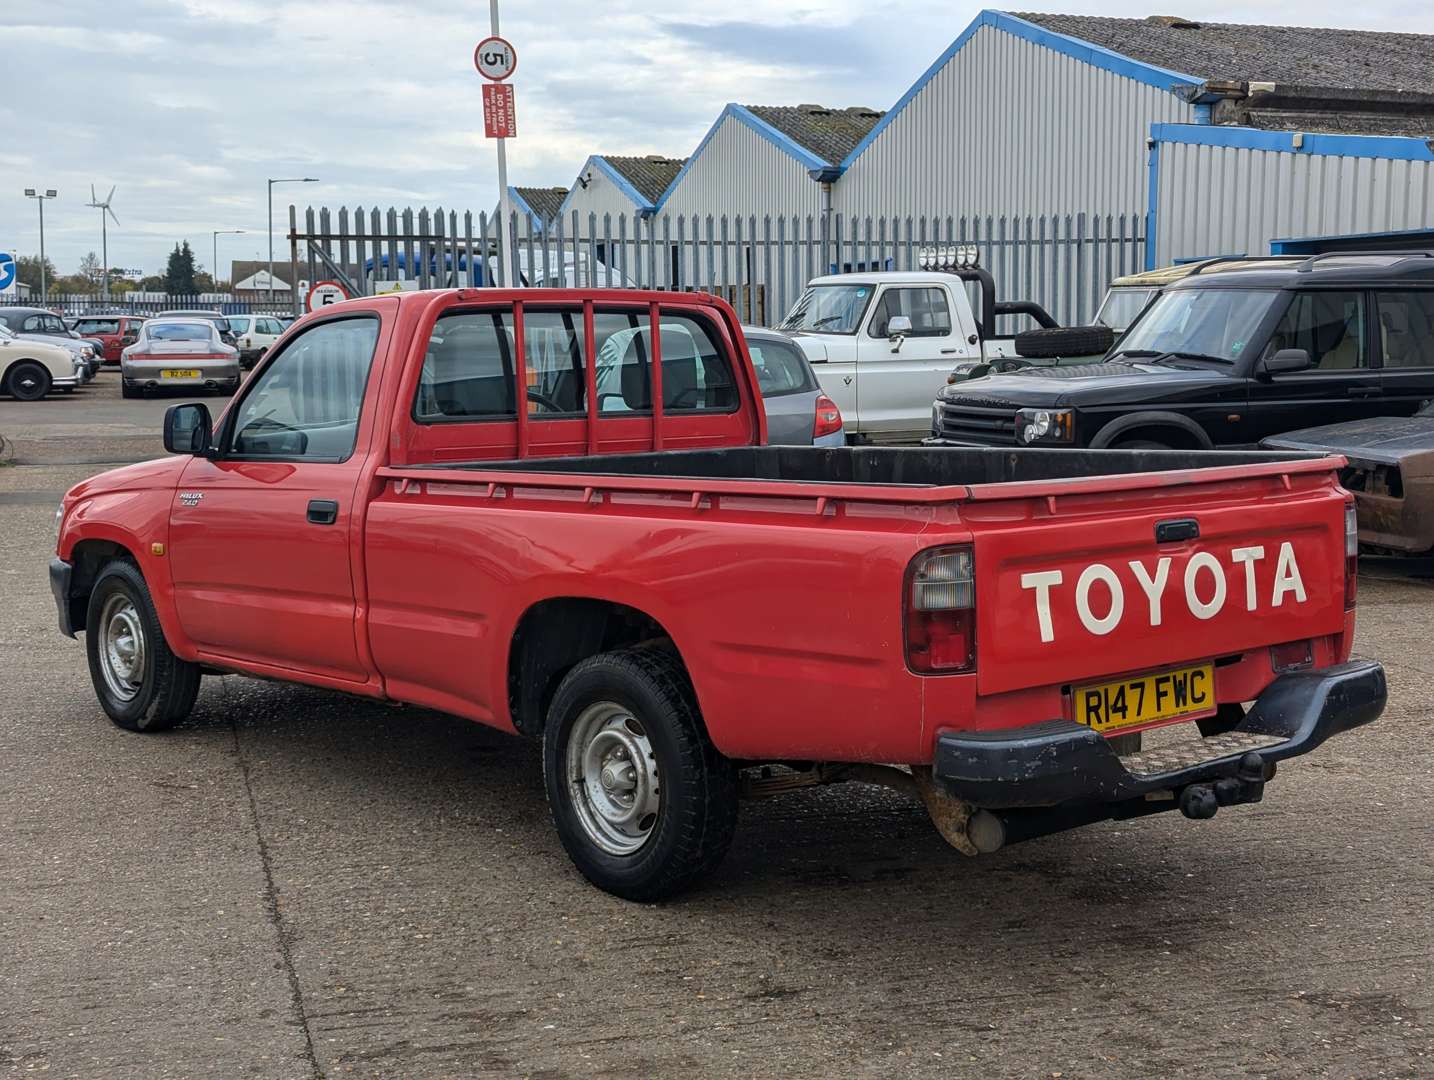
[834,26,1195,221]
[561,163,646,225]
[660,114,823,219]
[1153,141,1434,263]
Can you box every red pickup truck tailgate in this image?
[968,463,1349,696]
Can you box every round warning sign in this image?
[474,36,517,81]
[306,280,350,312]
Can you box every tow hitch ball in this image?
[1179,752,1269,820]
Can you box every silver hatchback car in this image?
[743,326,844,446]
[120,319,240,398]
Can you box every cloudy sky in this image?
[3,0,1431,279]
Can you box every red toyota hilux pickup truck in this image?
[50,288,1386,900]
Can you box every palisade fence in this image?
[290,205,1146,328]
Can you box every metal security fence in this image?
[0,294,295,317]
[290,205,1146,327]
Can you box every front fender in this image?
[60,491,194,661]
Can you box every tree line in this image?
[12,242,223,296]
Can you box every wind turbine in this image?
[87,185,120,302]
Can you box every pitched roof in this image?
[743,104,885,165]
[600,155,687,204]
[1011,13,1434,95]
[512,186,568,224]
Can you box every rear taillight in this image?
[813,393,843,439]
[1344,501,1358,610]
[905,545,975,674]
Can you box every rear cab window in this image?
[400,297,750,463]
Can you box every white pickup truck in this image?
[776,247,1112,442]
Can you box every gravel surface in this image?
[2,378,1430,1078]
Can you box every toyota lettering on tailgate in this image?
[1020,542,1306,643]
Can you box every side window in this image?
[1376,292,1434,369]
[22,315,44,331]
[748,339,814,398]
[867,287,952,338]
[414,311,516,421]
[229,317,379,458]
[1266,291,1367,371]
[592,311,737,414]
[44,315,68,333]
[260,318,286,335]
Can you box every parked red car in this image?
[71,314,147,364]
[49,288,1384,899]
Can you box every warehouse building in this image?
[557,154,686,226]
[656,103,883,225]
[835,10,1434,274]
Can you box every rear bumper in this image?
[934,661,1386,808]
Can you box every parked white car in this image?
[0,325,84,401]
[224,314,289,368]
[776,247,1112,442]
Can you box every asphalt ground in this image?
[2,373,1431,1078]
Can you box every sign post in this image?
[475,7,517,287]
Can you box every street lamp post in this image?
[23,188,58,304]
[267,177,318,309]
[212,229,245,296]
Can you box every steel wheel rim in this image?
[98,593,146,703]
[12,367,44,400]
[566,701,661,856]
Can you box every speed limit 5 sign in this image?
[474,36,516,81]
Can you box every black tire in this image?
[84,560,201,732]
[543,648,738,901]
[4,360,52,401]
[1013,324,1115,359]
[1113,438,1172,450]
[120,381,138,399]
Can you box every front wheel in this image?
[543,649,738,901]
[4,361,52,401]
[85,560,201,732]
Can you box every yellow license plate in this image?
[161,369,201,379]
[1074,663,1214,733]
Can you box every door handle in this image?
[1346,386,1380,397]
[307,499,339,525]
[940,348,958,355]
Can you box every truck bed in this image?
[400,445,1330,491]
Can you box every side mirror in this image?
[1260,348,1311,376]
[887,314,912,352]
[163,403,214,456]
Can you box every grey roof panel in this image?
[513,186,568,224]
[600,155,687,204]
[743,105,885,166]
[1011,12,1434,94]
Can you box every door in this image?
[167,314,385,681]
[1244,290,1386,442]
[1374,290,1434,414]
[858,285,972,435]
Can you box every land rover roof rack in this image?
[1296,250,1434,273]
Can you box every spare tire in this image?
[1013,324,1115,359]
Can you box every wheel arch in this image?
[506,597,691,739]
[1090,411,1214,450]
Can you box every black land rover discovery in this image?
[930,252,1434,450]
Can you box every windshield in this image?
[1095,288,1155,332]
[1114,288,1280,363]
[778,284,874,335]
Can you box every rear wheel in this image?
[4,361,51,401]
[120,382,139,399]
[1113,438,1171,450]
[543,648,738,901]
[85,560,201,732]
